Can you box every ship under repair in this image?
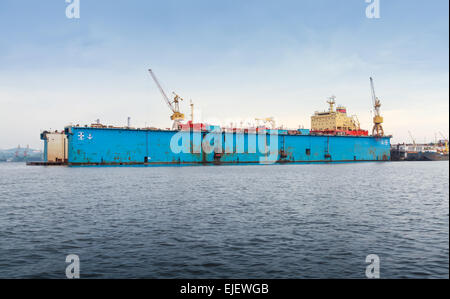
[32,75,392,166]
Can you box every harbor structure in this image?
[32,74,392,166]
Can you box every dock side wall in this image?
[65,127,391,165]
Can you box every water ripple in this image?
[0,161,448,278]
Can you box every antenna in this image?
[327,95,336,112]
[190,100,194,122]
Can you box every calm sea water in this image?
[0,162,448,279]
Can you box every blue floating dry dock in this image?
[45,126,393,166]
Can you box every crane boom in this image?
[408,131,416,145]
[370,77,377,107]
[148,69,185,129]
[148,69,175,112]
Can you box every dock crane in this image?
[408,131,416,146]
[148,69,185,129]
[370,77,385,137]
[439,131,449,154]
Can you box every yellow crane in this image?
[439,131,449,154]
[370,77,384,137]
[148,69,185,129]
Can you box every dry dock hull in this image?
[27,161,66,166]
[58,127,391,166]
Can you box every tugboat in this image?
[423,150,449,161]
[423,138,449,161]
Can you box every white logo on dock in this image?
[78,132,84,141]
[170,129,279,164]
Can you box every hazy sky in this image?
[0,0,448,149]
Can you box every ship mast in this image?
[327,95,336,113]
[190,100,194,122]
